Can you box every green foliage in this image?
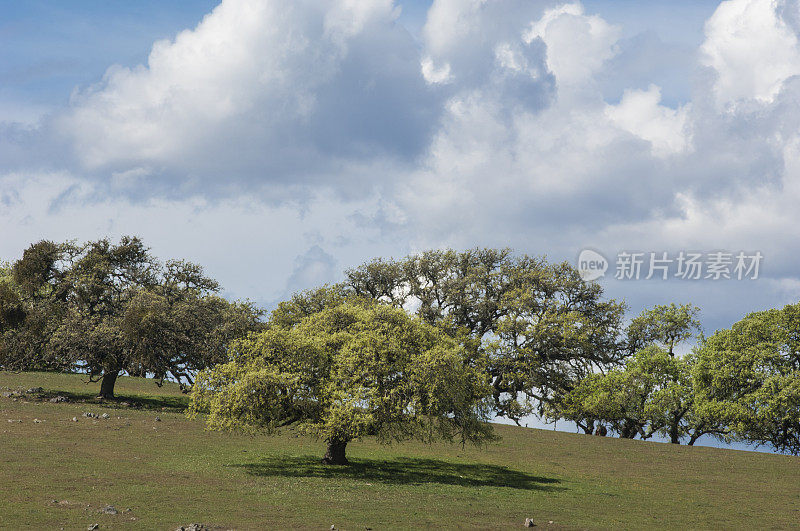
[1,237,263,396]
[548,302,715,444]
[556,346,669,439]
[0,280,25,333]
[490,260,625,425]
[190,302,495,460]
[0,242,75,370]
[554,302,707,439]
[267,284,352,329]
[694,303,800,454]
[344,249,628,424]
[555,344,726,444]
[627,303,701,355]
[10,240,74,302]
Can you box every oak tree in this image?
[189,301,495,464]
[2,237,262,398]
[694,303,800,454]
[344,249,627,429]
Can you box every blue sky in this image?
[0,0,796,320]
[1,0,717,116]
[2,0,799,450]
[0,1,217,118]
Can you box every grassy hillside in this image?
[1,371,798,530]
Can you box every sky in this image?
[2,0,798,326]
[1,0,799,446]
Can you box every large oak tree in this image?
[1,237,262,398]
[344,248,628,430]
[190,301,495,464]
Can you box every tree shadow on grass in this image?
[234,455,563,491]
[36,389,189,412]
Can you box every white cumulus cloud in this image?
[701,0,800,105]
[605,85,691,157]
[59,0,435,191]
[5,0,800,337]
[524,2,620,87]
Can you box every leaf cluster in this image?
[190,301,495,447]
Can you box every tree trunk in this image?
[98,370,119,399]
[669,421,680,444]
[321,439,349,465]
[620,421,638,439]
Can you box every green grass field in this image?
[0,371,798,530]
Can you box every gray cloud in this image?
[282,245,339,298]
[2,0,800,337]
[50,0,443,198]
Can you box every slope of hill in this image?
[1,371,798,529]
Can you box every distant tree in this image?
[641,351,728,445]
[3,237,263,399]
[556,358,650,440]
[46,237,159,397]
[553,303,724,444]
[694,303,800,454]
[491,259,625,431]
[555,346,726,444]
[189,301,495,465]
[344,249,627,429]
[626,303,701,356]
[622,303,716,443]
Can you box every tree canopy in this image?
[0,237,262,398]
[694,303,800,454]
[343,249,628,425]
[626,303,701,356]
[189,300,495,464]
[545,302,725,444]
[554,346,726,444]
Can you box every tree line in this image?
[1,239,798,462]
